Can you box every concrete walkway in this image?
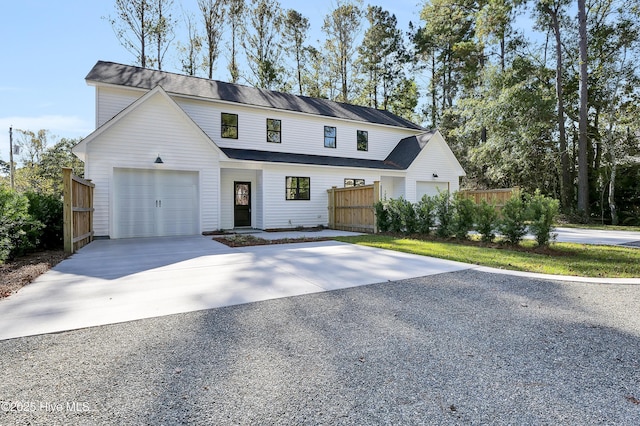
[0,235,469,341]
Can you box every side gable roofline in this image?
[72,85,227,161]
[86,61,425,131]
[384,130,466,175]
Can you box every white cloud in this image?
[0,115,93,162]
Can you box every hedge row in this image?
[375,190,559,246]
[0,187,63,262]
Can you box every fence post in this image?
[327,186,336,229]
[87,179,94,244]
[63,167,73,254]
[373,181,380,234]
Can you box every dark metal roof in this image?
[221,148,404,170]
[221,132,435,169]
[384,131,436,169]
[86,61,425,130]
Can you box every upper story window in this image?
[324,126,336,148]
[357,130,368,151]
[344,178,365,187]
[267,118,281,143]
[221,113,238,139]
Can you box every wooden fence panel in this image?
[63,167,95,254]
[459,187,520,210]
[327,181,380,233]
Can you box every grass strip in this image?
[335,234,640,278]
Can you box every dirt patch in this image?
[214,234,332,247]
[263,226,327,233]
[0,250,68,299]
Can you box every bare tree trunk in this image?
[230,26,238,82]
[608,162,618,225]
[156,0,163,70]
[141,4,147,67]
[341,49,348,102]
[577,0,590,217]
[500,36,505,73]
[296,48,303,95]
[545,5,572,212]
[431,54,437,127]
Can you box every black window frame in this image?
[357,130,368,151]
[267,118,282,143]
[324,126,337,148]
[344,178,366,188]
[286,176,310,200]
[221,112,238,139]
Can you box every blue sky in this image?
[0,0,427,163]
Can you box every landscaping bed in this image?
[0,250,68,299]
[213,234,333,247]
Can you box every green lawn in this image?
[335,234,640,278]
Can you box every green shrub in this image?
[401,198,418,234]
[387,198,405,233]
[434,190,453,238]
[0,187,43,262]
[499,195,528,245]
[475,200,498,243]
[527,190,559,246]
[452,194,476,239]
[415,195,436,235]
[374,200,390,232]
[26,191,64,249]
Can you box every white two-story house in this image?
[72,61,465,238]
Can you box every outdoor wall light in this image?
[432,172,438,178]
[154,154,163,164]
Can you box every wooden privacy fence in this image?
[327,181,380,233]
[459,187,520,210]
[63,167,95,254]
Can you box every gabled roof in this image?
[384,131,438,169]
[385,130,465,175]
[86,61,424,131]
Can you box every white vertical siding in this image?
[255,170,264,229]
[96,86,144,127]
[380,176,406,200]
[260,164,389,229]
[175,97,419,160]
[95,86,423,163]
[88,85,466,235]
[220,169,259,229]
[405,134,463,203]
[85,91,220,237]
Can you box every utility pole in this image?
[9,126,15,189]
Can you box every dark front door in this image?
[234,182,251,227]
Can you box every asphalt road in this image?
[1,269,639,425]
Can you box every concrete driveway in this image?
[3,226,639,341]
[0,235,470,341]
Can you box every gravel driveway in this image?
[1,269,639,425]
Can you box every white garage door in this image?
[113,168,199,238]
[416,181,449,200]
